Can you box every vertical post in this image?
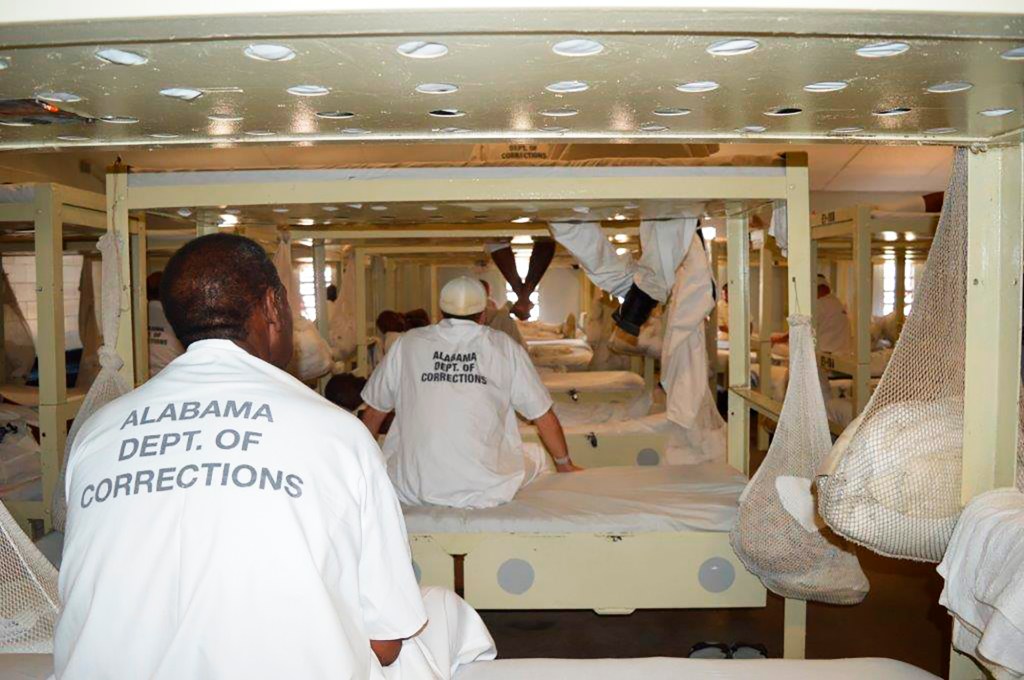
[107,169,135,387]
[758,233,777,450]
[0,263,7,382]
[429,265,440,322]
[35,184,65,532]
[852,206,873,413]
[130,215,149,384]
[783,151,811,661]
[385,259,398,311]
[894,250,907,326]
[354,248,368,377]
[197,213,218,237]
[312,240,329,341]
[726,201,750,475]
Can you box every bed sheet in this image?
[529,339,594,370]
[403,464,746,535]
[455,657,938,680]
[541,371,644,394]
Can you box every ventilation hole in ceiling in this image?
[416,83,459,94]
[96,48,148,66]
[421,205,438,212]
[223,209,241,215]
[244,130,274,136]
[244,44,295,62]
[830,126,864,135]
[540,107,578,117]
[159,87,204,101]
[706,39,759,56]
[873,107,912,117]
[573,206,590,214]
[370,205,388,211]
[737,125,766,133]
[287,85,329,97]
[346,203,363,209]
[272,207,289,213]
[316,111,355,120]
[148,133,180,139]
[925,127,957,134]
[435,126,470,133]
[545,80,589,94]
[176,208,193,217]
[342,128,371,134]
[1001,46,1024,60]
[56,135,88,141]
[512,216,531,223]
[209,114,243,122]
[0,121,33,127]
[552,39,604,57]
[926,81,973,94]
[764,107,802,117]
[321,206,339,212]
[676,81,719,93]
[653,107,690,117]
[856,42,909,58]
[0,57,9,70]
[100,115,139,124]
[36,91,82,103]
[429,108,466,118]
[980,108,1015,117]
[624,203,639,209]
[639,123,668,132]
[397,41,448,59]
[540,126,569,132]
[804,81,848,93]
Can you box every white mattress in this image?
[455,657,939,680]
[0,184,35,204]
[541,371,644,394]
[403,464,746,535]
[529,339,594,369]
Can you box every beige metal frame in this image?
[521,426,669,468]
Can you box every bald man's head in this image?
[161,234,293,367]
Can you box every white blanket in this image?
[403,464,746,534]
[938,488,1024,679]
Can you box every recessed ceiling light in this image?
[397,41,448,59]
[322,206,339,212]
[706,39,759,56]
[36,91,82,103]
[512,216,531,224]
[287,85,329,97]
[0,57,9,70]
[159,87,204,101]
[272,207,289,213]
[56,135,88,142]
[0,121,33,127]
[243,130,274,136]
[615,247,629,256]
[856,42,910,58]
[613,214,627,222]
[573,206,590,214]
[737,125,767,133]
[96,48,148,66]
[540,106,578,117]
[1001,46,1024,60]
[435,126,470,133]
[873,107,912,117]
[639,123,668,132]
[415,83,459,94]
[208,114,243,122]
[296,218,315,226]
[370,205,388,211]
[980,108,1015,117]
[342,128,371,134]
[545,80,589,94]
[614,233,629,242]
[219,213,239,227]
[244,44,295,62]
[346,203,363,209]
[925,127,957,134]
[148,132,180,139]
[676,81,719,93]
[315,111,355,120]
[176,208,193,217]
[428,108,466,117]
[927,81,973,94]
[830,126,864,135]
[653,107,690,117]
[100,115,139,124]
[804,81,848,93]
[421,205,439,212]
[552,39,604,57]
[764,107,802,117]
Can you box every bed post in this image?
[852,206,873,413]
[313,238,330,392]
[758,229,777,449]
[355,247,369,377]
[107,167,136,387]
[894,249,907,328]
[725,201,750,475]
[131,213,149,384]
[430,264,440,321]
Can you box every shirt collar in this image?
[185,338,249,354]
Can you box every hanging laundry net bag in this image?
[730,315,869,604]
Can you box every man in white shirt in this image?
[146,271,184,375]
[361,277,578,509]
[771,274,853,355]
[56,233,426,680]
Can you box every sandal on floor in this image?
[688,642,732,659]
[730,642,769,659]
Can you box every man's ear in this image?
[263,287,284,327]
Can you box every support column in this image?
[894,250,907,327]
[355,248,368,377]
[430,265,440,322]
[852,206,873,413]
[313,240,329,341]
[107,169,135,387]
[784,599,807,659]
[726,202,751,475]
[758,233,777,449]
[130,215,149,384]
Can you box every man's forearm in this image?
[533,409,577,471]
[361,406,390,438]
[370,639,402,667]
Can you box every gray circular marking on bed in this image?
[636,448,660,466]
[412,560,422,584]
[497,558,535,595]
[698,557,736,593]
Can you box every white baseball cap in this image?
[439,276,487,316]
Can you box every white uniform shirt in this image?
[816,293,853,355]
[148,300,184,375]
[362,319,552,509]
[56,339,426,680]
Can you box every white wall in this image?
[2,254,84,350]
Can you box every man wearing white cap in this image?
[771,273,853,355]
[361,277,579,509]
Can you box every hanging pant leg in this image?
[549,222,636,298]
[633,218,699,302]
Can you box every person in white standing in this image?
[56,234,426,680]
[771,274,853,355]
[146,271,184,376]
[361,277,579,509]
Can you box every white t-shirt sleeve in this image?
[361,337,402,412]
[356,432,427,641]
[508,341,554,421]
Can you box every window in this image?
[880,254,914,317]
[505,249,540,321]
[297,263,333,321]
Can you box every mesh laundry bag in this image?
[0,267,36,384]
[0,502,59,652]
[730,316,869,603]
[52,234,132,534]
[329,252,357,362]
[75,256,101,389]
[816,148,1005,562]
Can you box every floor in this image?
[481,422,953,677]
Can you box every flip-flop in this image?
[730,642,769,659]
[688,642,732,659]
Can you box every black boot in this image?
[612,284,658,336]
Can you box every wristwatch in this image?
[553,455,572,466]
